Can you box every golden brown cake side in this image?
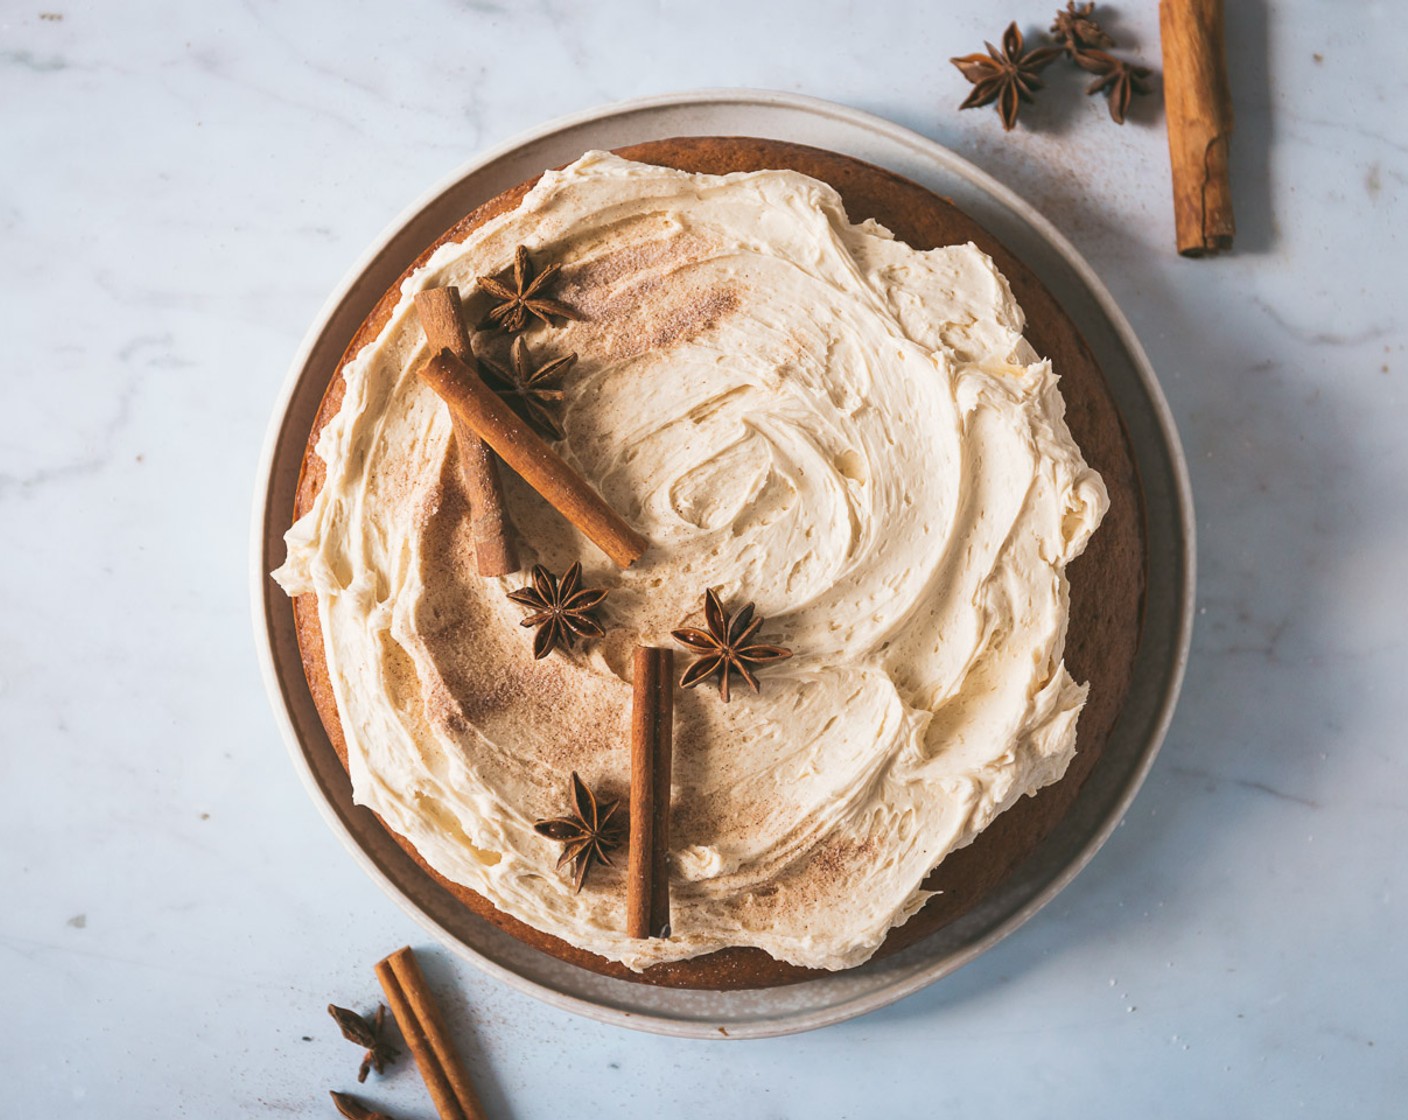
[288,137,1145,990]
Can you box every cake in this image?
[273,137,1145,990]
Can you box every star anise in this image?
[951,23,1062,132]
[330,1091,396,1120]
[477,244,582,333]
[534,771,626,892]
[478,336,578,440]
[671,589,793,703]
[327,1003,399,1083]
[1074,49,1152,124]
[507,562,608,659]
[1051,1,1115,55]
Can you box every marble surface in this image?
[3,1,1404,1115]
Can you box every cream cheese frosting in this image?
[274,151,1108,972]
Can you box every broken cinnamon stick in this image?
[330,1092,392,1120]
[418,350,648,568]
[1160,0,1236,256]
[413,287,518,576]
[374,946,487,1120]
[627,646,673,939]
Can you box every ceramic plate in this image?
[251,89,1194,1039]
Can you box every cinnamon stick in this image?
[1160,0,1236,256]
[375,946,487,1120]
[418,350,648,568]
[413,288,518,576]
[627,646,673,939]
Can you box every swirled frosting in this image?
[274,152,1108,972]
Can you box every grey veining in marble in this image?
[2,1,1404,1115]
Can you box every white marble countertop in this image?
[4,1,1404,1115]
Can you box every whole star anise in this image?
[534,771,626,892]
[477,244,581,333]
[951,22,1062,131]
[507,561,608,659]
[1074,49,1152,124]
[327,1003,399,1083]
[478,336,578,440]
[1051,1,1115,55]
[671,589,793,703]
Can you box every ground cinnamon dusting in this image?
[550,232,743,364]
[415,449,628,784]
[562,232,708,291]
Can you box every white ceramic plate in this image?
[251,89,1194,1039]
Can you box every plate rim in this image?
[250,87,1195,1039]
